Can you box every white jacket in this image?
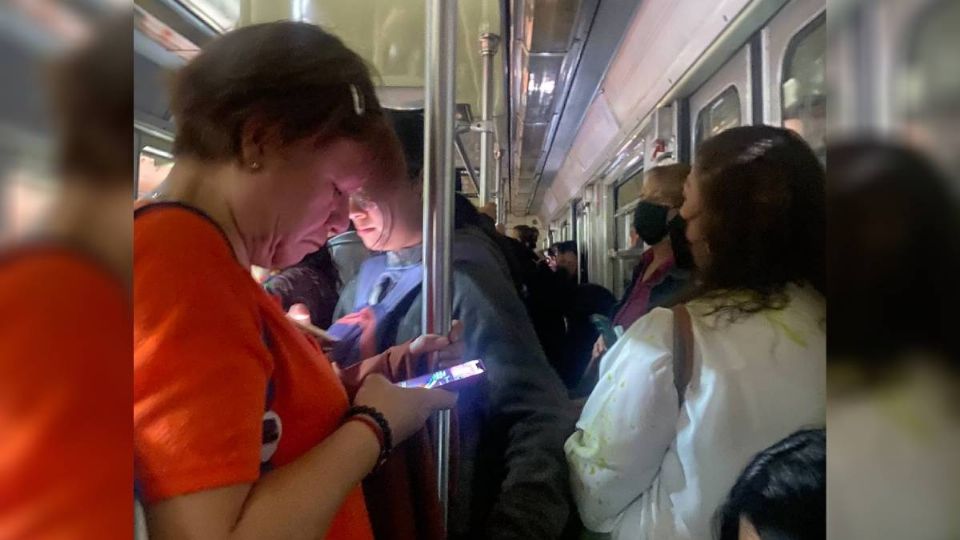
[565,284,826,539]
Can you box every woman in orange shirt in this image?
[134,22,456,539]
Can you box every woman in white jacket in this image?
[566,125,826,540]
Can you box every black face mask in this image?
[633,201,670,245]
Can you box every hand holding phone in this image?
[397,359,485,389]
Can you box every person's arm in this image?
[564,307,678,532]
[146,375,456,540]
[146,421,378,540]
[453,263,577,539]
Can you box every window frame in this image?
[694,84,742,150]
[779,11,826,153]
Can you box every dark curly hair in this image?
[687,125,825,319]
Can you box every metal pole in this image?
[454,133,480,194]
[478,32,500,207]
[494,146,503,223]
[424,0,456,531]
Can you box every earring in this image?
[250,161,262,171]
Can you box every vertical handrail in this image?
[479,32,500,206]
[424,0,457,531]
[494,146,503,223]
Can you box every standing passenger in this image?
[134,22,458,540]
[566,126,826,539]
[588,164,693,367]
[0,14,131,539]
[330,109,575,540]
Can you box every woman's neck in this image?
[650,237,673,263]
[43,180,133,290]
[153,159,252,267]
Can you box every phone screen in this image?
[397,359,485,389]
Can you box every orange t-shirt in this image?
[0,246,131,539]
[134,203,372,540]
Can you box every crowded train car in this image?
[128,0,834,538]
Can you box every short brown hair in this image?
[639,163,690,207]
[171,21,391,164]
[51,14,132,184]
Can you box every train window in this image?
[178,0,240,33]
[781,14,826,157]
[614,169,643,212]
[900,0,960,174]
[613,168,643,251]
[695,86,741,149]
[615,214,632,252]
[137,148,173,199]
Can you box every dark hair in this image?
[554,241,577,255]
[384,109,425,181]
[690,125,825,318]
[513,225,538,250]
[265,245,342,328]
[715,429,825,540]
[828,141,960,365]
[51,14,132,183]
[171,21,393,164]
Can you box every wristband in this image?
[344,405,393,471]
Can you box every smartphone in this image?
[397,359,485,389]
[590,314,619,348]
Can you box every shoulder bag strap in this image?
[671,304,694,407]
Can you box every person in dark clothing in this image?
[501,233,569,374]
[546,241,617,389]
[264,245,342,328]
[330,108,575,540]
[512,224,539,253]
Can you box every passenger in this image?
[589,164,693,364]
[134,22,458,540]
[548,241,616,389]
[265,244,342,328]
[714,429,825,540]
[328,224,372,290]
[0,14,131,538]
[512,224,537,251]
[566,125,826,539]
[330,109,575,539]
[826,142,960,540]
[552,240,579,280]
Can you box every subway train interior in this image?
[3,0,960,538]
[125,0,955,293]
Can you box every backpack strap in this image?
[671,304,694,407]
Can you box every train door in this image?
[689,44,752,158]
[764,1,826,157]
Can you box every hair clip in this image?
[349,83,365,116]
[735,138,777,164]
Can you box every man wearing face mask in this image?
[590,164,694,363]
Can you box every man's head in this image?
[513,225,538,250]
[553,240,578,278]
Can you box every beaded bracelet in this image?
[344,405,393,470]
